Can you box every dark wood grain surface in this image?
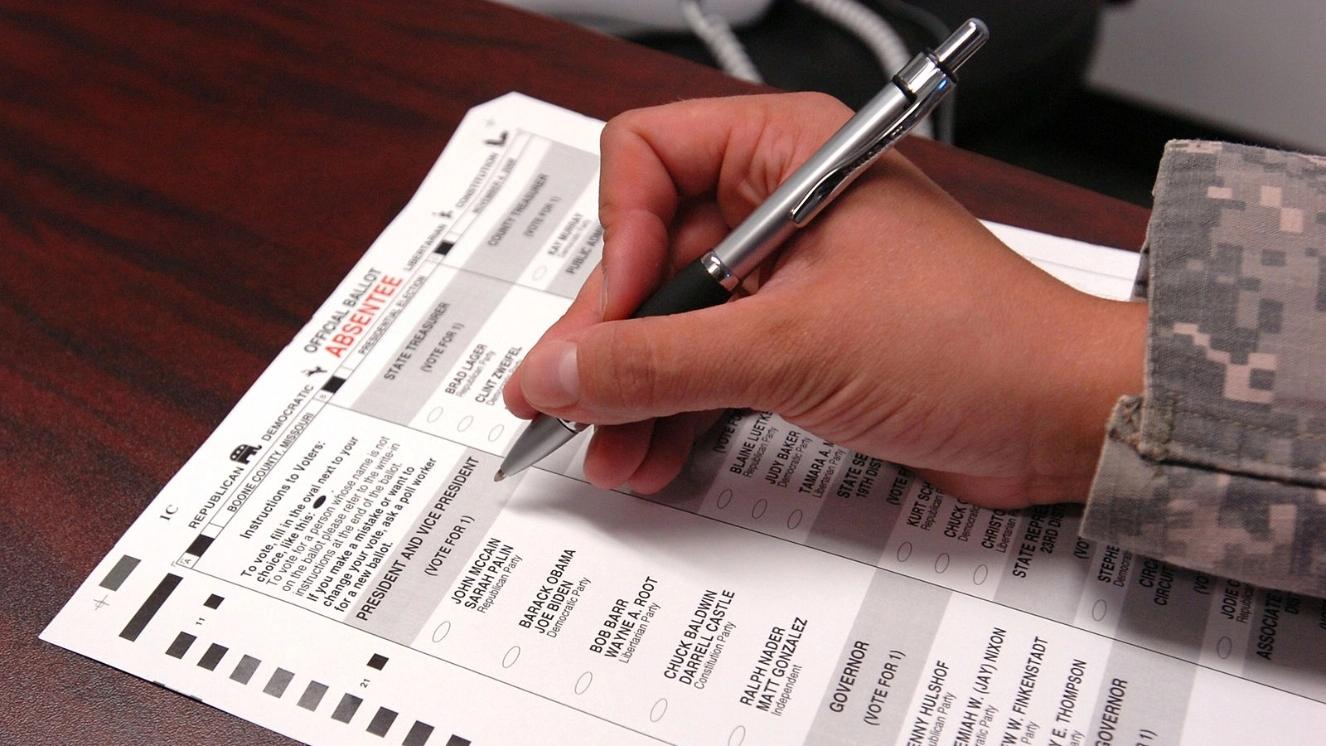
[0,1,1148,743]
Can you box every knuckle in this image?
[787,92,851,140]
[790,90,845,114]
[588,323,664,413]
[601,108,648,150]
[599,111,628,146]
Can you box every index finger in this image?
[597,93,851,320]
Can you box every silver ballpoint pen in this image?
[496,19,989,482]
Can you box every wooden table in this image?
[0,2,1148,742]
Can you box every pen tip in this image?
[493,470,505,482]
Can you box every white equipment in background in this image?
[495,0,776,35]
[495,0,933,137]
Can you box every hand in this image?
[503,93,1146,509]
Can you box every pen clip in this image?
[787,19,986,227]
[787,95,929,226]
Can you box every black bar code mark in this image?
[298,681,328,711]
[403,721,434,746]
[367,707,397,737]
[99,555,140,590]
[166,631,196,658]
[197,643,228,671]
[230,655,261,684]
[119,574,182,641]
[332,693,363,723]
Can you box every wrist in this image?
[1026,294,1148,504]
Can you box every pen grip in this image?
[632,259,732,319]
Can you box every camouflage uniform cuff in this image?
[1083,140,1326,596]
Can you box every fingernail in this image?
[524,340,580,408]
[599,278,608,317]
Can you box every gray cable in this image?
[679,0,763,83]
[796,0,933,139]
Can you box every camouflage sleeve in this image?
[1082,140,1326,596]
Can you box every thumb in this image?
[518,297,794,424]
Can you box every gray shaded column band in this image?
[1087,642,1194,745]
[645,411,751,513]
[1241,589,1326,702]
[546,219,603,298]
[805,458,907,564]
[1114,559,1211,659]
[345,449,516,644]
[354,272,510,424]
[466,142,599,282]
[805,570,951,745]
[994,505,1094,623]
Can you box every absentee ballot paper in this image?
[43,93,1326,745]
